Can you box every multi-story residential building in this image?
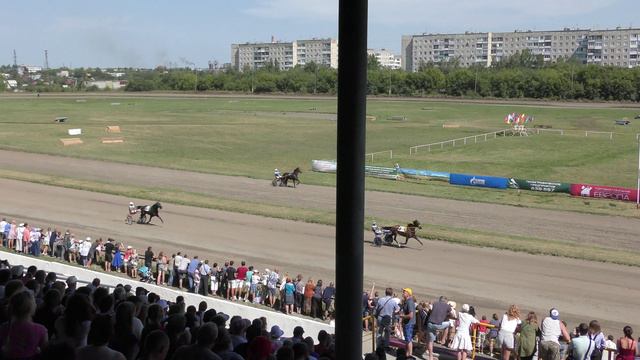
[231,38,338,71]
[367,49,402,70]
[402,27,640,71]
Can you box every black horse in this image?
[281,167,302,188]
[137,202,163,224]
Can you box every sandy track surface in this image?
[0,150,638,250]
[0,178,638,334]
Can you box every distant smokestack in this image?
[271,35,275,43]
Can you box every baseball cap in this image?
[402,288,413,296]
[550,308,560,320]
[86,237,91,242]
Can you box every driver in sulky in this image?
[274,168,281,179]
[371,221,383,247]
[128,201,140,217]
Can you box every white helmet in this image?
[129,202,134,206]
[274,168,279,172]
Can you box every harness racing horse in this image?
[281,167,302,188]
[137,202,163,224]
[383,220,423,247]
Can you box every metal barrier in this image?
[409,129,509,155]
[470,323,496,359]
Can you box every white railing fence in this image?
[365,149,393,162]
[409,129,509,155]
[585,131,613,140]
[536,129,565,135]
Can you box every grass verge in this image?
[1,169,639,267]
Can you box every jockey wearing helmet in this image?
[128,202,139,215]
[274,168,281,179]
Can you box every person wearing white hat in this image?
[451,304,479,360]
[80,237,92,267]
[15,223,25,253]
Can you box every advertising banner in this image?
[508,178,571,193]
[311,160,337,173]
[570,184,638,202]
[399,168,450,181]
[449,173,509,189]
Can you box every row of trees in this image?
[124,58,640,101]
[4,51,640,101]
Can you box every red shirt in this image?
[477,320,489,333]
[236,266,248,281]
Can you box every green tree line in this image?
[125,57,640,101]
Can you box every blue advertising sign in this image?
[449,173,509,189]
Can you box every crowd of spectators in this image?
[0,260,338,360]
[0,218,336,322]
[367,290,639,360]
[2,217,639,360]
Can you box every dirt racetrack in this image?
[0,150,638,249]
[0,151,638,334]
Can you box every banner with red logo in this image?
[570,184,638,202]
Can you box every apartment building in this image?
[402,27,640,71]
[231,38,338,71]
[367,49,402,70]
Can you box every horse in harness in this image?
[280,167,302,188]
[137,202,164,224]
[372,220,423,247]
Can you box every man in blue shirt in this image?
[199,259,212,295]
[375,287,400,350]
[187,255,200,292]
[571,323,595,360]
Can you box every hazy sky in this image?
[2,0,637,68]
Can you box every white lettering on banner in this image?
[470,177,486,185]
[593,190,630,201]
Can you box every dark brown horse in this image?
[383,220,423,246]
[137,202,163,224]
[281,167,302,188]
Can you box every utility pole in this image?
[251,65,255,93]
[474,66,479,94]
[13,49,17,68]
[314,65,318,94]
[194,67,198,93]
[44,50,49,70]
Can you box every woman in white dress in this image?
[451,304,479,360]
